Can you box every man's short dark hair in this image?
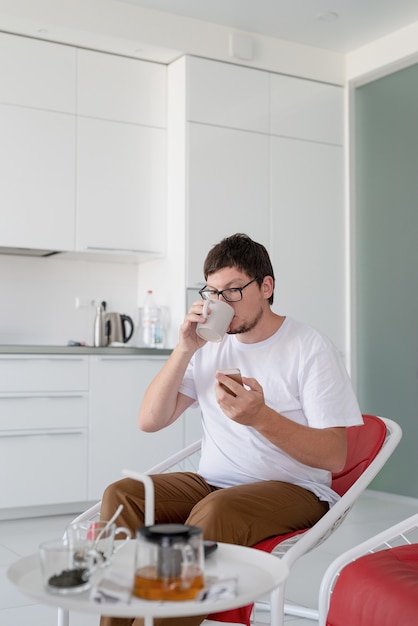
[203,233,275,305]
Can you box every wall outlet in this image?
[75,297,98,309]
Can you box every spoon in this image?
[93,504,124,546]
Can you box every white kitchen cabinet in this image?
[0,33,76,252]
[270,74,343,145]
[186,122,270,287]
[77,49,166,127]
[75,48,167,257]
[0,104,75,251]
[0,355,89,392]
[164,56,346,357]
[187,56,269,133]
[0,356,88,512]
[0,32,76,113]
[88,355,183,501]
[76,116,166,255]
[270,137,345,351]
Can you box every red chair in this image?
[318,512,418,626]
[63,414,401,626]
[207,414,401,625]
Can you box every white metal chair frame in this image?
[317,511,418,626]
[59,415,401,626]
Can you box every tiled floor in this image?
[1,490,418,626]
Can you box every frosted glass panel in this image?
[355,63,418,497]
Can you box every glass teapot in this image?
[133,524,204,601]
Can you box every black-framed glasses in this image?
[199,277,259,302]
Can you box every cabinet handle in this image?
[86,246,161,254]
[0,357,86,361]
[97,357,165,362]
[0,394,86,399]
[0,429,85,438]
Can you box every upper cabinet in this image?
[187,56,270,133]
[0,35,167,258]
[75,50,167,256]
[187,122,270,287]
[165,55,346,353]
[77,50,166,127]
[76,118,166,254]
[0,106,76,251]
[183,57,271,287]
[0,33,76,251]
[270,74,344,145]
[0,32,76,112]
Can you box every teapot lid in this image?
[137,523,202,544]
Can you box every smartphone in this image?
[203,540,218,558]
[218,368,243,396]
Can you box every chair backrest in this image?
[275,415,402,565]
[331,414,387,496]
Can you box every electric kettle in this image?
[105,312,134,345]
[133,524,205,601]
[93,302,134,346]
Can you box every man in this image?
[101,233,363,626]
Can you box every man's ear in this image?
[262,276,274,299]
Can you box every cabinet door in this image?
[0,32,76,113]
[76,117,166,255]
[88,356,184,501]
[77,49,166,127]
[187,57,269,133]
[0,105,75,251]
[0,355,89,392]
[187,123,270,287]
[270,74,344,145]
[0,430,88,509]
[270,137,345,352]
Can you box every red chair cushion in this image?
[331,414,386,496]
[326,545,418,626]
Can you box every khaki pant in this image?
[100,472,328,626]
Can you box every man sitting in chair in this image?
[101,233,363,626]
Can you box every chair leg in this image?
[270,585,285,626]
[57,608,69,626]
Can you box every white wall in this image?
[0,254,139,345]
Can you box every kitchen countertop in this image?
[0,345,171,356]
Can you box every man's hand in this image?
[178,300,208,353]
[214,371,347,472]
[215,372,266,426]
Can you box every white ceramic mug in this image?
[196,299,234,342]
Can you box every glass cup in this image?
[65,520,131,568]
[39,537,103,595]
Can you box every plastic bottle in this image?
[141,290,164,348]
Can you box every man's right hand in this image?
[178,299,208,352]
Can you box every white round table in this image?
[8,540,289,626]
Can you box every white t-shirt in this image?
[179,317,363,506]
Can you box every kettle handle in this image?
[121,314,134,343]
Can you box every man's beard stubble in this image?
[226,307,263,335]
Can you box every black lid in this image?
[137,524,202,544]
